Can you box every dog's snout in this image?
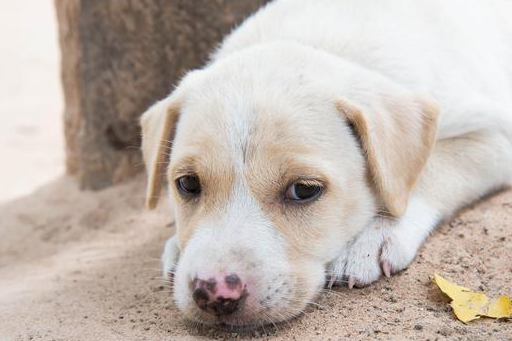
[209,297,242,316]
[191,274,246,316]
[192,287,210,310]
[225,274,241,287]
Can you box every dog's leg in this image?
[328,129,512,287]
[162,235,180,281]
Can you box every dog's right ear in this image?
[140,97,181,209]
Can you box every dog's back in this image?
[214,0,512,140]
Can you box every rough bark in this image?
[55,0,268,190]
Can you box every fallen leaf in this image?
[433,273,512,323]
[487,296,512,319]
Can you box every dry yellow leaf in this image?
[433,273,512,323]
[487,296,512,319]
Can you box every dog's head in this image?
[141,42,438,327]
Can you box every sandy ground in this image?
[0,0,64,203]
[0,175,511,341]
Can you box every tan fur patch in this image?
[140,99,181,210]
[241,111,358,261]
[336,97,439,217]
[168,138,237,248]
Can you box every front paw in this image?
[327,218,420,288]
[162,235,180,282]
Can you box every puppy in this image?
[140,0,512,328]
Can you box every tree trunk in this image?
[55,0,268,190]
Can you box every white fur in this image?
[216,0,512,139]
[171,178,303,325]
[154,0,512,326]
[328,197,441,286]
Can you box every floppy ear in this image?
[140,97,181,209]
[336,95,439,217]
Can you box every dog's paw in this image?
[379,227,420,278]
[327,217,421,288]
[162,235,180,282]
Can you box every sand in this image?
[1,175,511,341]
[0,0,63,204]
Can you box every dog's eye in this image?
[284,181,322,203]
[176,175,201,196]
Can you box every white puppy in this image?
[140,0,512,328]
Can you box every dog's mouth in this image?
[185,310,265,331]
[178,278,321,331]
[186,300,276,329]
[169,258,335,330]
[185,319,268,335]
[184,306,305,332]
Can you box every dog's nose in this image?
[191,273,246,316]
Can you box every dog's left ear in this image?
[337,95,439,217]
[140,97,181,209]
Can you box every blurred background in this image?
[0,0,63,203]
[0,0,268,201]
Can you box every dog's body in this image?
[141,0,512,327]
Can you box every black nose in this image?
[192,288,244,316]
[209,297,242,316]
[191,274,246,316]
